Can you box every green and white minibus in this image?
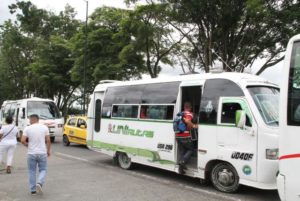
[87,72,279,193]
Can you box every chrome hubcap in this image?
[217,169,234,186]
[120,154,130,165]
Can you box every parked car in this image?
[63,116,87,146]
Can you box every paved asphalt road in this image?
[0,137,280,201]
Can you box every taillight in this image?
[266,148,279,160]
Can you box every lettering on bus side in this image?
[157,143,173,152]
[108,123,154,138]
[231,152,254,161]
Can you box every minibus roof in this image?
[94,72,278,92]
[1,97,55,107]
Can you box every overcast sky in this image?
[0,0,283,85]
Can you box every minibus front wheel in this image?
[210,162,239,193]
[117,152,133,170]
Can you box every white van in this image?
[87,72,279,193]
[0,97,64,142]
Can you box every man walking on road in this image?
[21,114,51,195]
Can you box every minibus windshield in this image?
[248,86,279,126]
[27,101,61,119]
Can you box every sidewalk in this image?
[0,143,74,201]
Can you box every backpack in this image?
[173,112,187,133]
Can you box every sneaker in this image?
[36,183,43,194]
[178,164,186,174]
[179,161,187,170]
[31,191,37,195]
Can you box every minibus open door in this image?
[176,84,203,171]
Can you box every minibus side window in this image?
[95,99,102,132]
[221,103,242,124]
[199,79,244,125]
[288,41,300,125]
[9,103,17,117]
[3,103,12,118]
[140,105,174,120]
[16,108,19,126]
[21,108,25,119]
[103,85,144,105]
[141,82,180,104]
[112,105,138,119]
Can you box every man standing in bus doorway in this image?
[21,114,51,195]
[176,102,198,174]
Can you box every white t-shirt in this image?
[23,123,49,155]
[0,124,18,145]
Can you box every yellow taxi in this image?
[63,116,87,146]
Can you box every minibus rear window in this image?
[95,99,102,132]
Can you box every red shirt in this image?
[175,110,193,138]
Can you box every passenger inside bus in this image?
[140,106,148,119]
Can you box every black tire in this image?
[62,135,70,146]
[50,136,55,143]
[117,152,133,170]
[210,162,240,193]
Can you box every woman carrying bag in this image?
[0,116,18,174]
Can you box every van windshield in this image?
[27,101,61,119]
[248,86,279,126]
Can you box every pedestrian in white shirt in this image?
[21,114,51,195]
[0,116,18,174]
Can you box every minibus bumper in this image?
[277,173,286,201]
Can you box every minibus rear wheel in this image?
[117,152,133,170]
[210,162,239,193]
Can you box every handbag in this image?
[0,126,15,142]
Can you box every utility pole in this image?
[83,0,88,115]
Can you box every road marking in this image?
[54,152,241,201]
[55,152,90,163]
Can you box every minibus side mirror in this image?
[235,110,246,129]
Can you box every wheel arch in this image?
[205,159,238,179]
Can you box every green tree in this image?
[28,35,80,115]
[0,20,34,100]
[120,3,184,78]
[0,1,82,115]
[71,7,146,92]
[127,0,299,74]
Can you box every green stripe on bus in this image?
[87,140,175,165]
[101,118,237,127]
[102,118,236,127]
